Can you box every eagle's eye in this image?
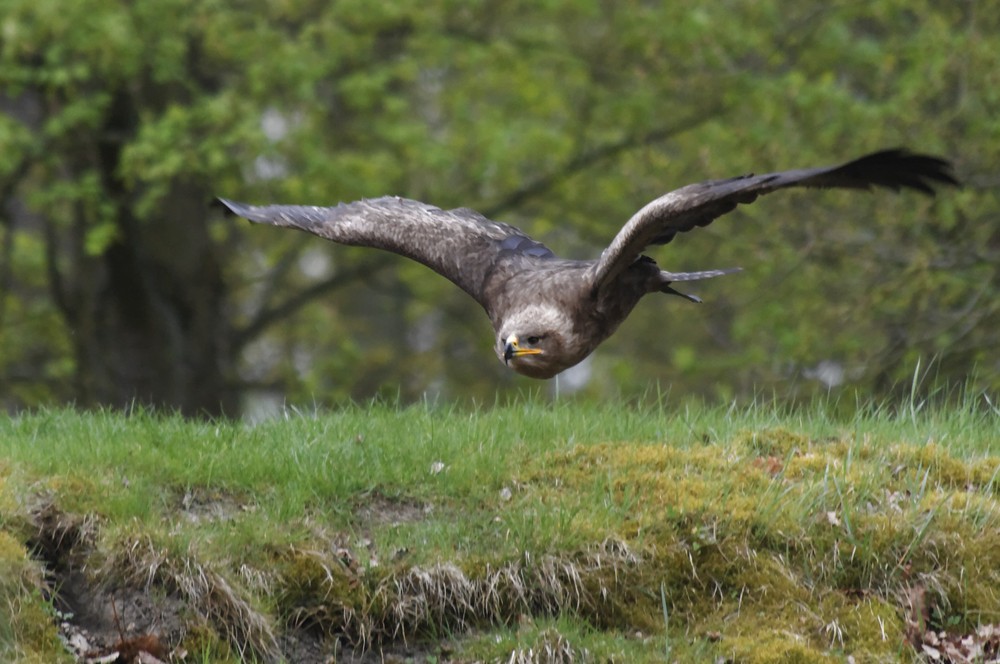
[526,335,541,345]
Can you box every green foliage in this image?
[0,0,996,410]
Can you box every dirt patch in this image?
[27,500,185,662]
[350,490,433,566]
[278,627,448,664]
[352,490,432,529]
[25,498,450,663]
[173,486,257,524]
[56,591,181,663]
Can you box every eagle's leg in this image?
[660,285,702,303]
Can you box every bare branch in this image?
[0,158,35,330]
[233,257,387,351]
[481,103,731,219]
[42,214,74,323]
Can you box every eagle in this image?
[221,149,957,379]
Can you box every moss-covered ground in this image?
[1,398,998,662]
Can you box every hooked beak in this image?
[503,335,542,364]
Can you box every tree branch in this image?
[233,257,388,351]
[481,103,731,219]
[0,162,29,330]
[42,214,75,324]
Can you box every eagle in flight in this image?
[221,149,957,379]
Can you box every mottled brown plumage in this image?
[220,148,958,378]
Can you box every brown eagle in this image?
[221,149,957,379]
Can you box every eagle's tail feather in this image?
[658,267,741,303]
[661,267,742,282]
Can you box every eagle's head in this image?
[496,305,579,379]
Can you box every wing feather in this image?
[590,149,958,291]
[219,196,553,308]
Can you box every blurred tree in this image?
[0,0,995,414]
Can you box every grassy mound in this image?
[1,399,997,662]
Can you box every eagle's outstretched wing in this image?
[219,196,554,310]
[589,149,959,292]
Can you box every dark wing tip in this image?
[215,198,292,226]
[216,198,254,218]
[840,148,961,195]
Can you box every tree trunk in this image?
[54,91,237,417]
[78,192,235,417]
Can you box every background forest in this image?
[1,0,996,417]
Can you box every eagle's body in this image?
[482,256,669,378]
[221,149,957,378]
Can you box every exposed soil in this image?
[26,500,182,662]
[278,628,447,664]
[351,489,432,530]
[26,498,451,663]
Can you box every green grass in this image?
[1,396,998,662]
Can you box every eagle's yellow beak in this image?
[503,335,542,363]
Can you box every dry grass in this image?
[504,628,586,663]
[102,536,280,661]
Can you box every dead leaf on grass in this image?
[904,583,1000,663]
